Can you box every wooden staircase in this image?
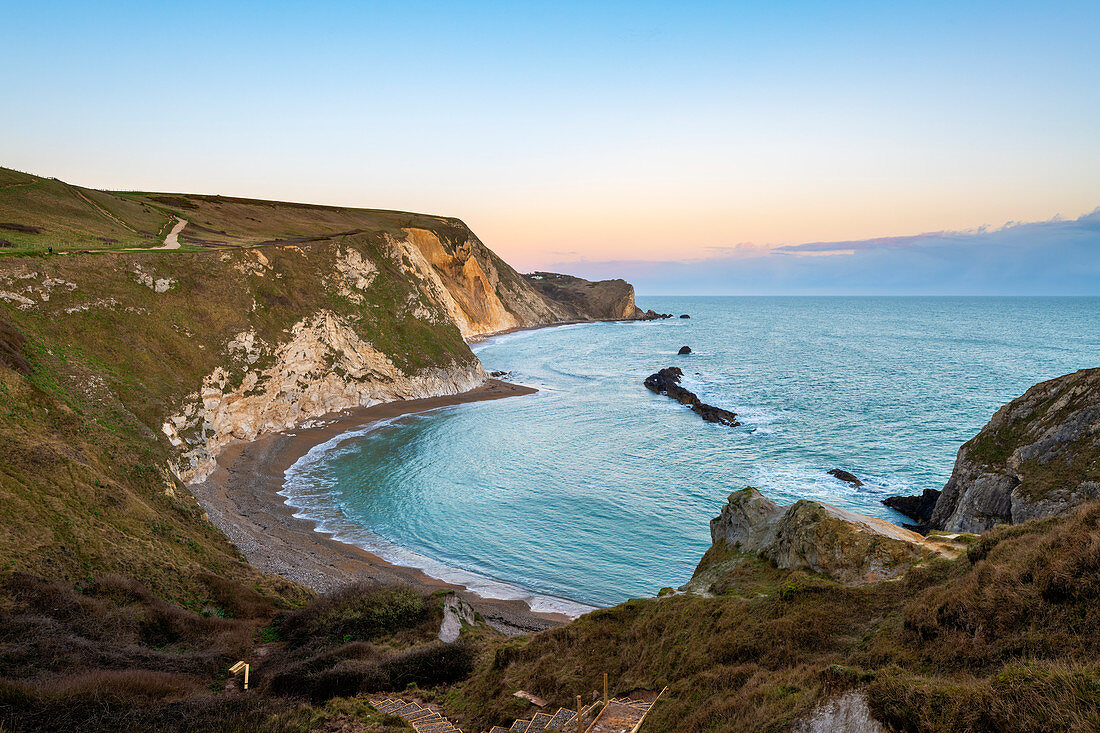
[373,688,665,733]
[489,692,663,733]
[371,698,464,732]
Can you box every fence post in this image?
[577,694,583,733]
[603,672,609,706]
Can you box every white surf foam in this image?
[280,417,597,619]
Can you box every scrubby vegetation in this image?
[0,576,475,732]
[259,584,477,703]
[449,502,1100,732]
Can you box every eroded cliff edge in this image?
[896,368,1100,534]
[0,185,647,592]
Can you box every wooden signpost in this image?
[229,660,250,690]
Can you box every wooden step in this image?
[545,708,576,730]
[374,699,405,714]
[526,711,555,732]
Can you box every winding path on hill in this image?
[121,216,187,251]
[155,217,187,249]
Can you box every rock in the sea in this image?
[930,368,1100,533]
[678,345,692,355]
[883,488,941,530]
[706,487,944,585]
[638,309,673,321]
[680,314,690,318]
[643,367,739,426]
[828,468,863,487]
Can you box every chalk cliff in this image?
[0,174,646,589]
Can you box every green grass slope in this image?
[0,165,484,254]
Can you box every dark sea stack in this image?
[643,366,739,426]
[678,346,692,355]
[638,309,674,320]
[828,469,864,487]
[680,314,690,318]
[883,488,941,530]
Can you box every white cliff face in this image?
[154,223,633,485]
[166,310,485,483]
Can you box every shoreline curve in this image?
[189,378,582,636]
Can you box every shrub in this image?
[278,583,434,648]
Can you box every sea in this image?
[281,297,1100,614]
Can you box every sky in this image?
[2,1,1098,292]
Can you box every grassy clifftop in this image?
[0,165,472,254]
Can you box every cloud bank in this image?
[542,210,1100,295]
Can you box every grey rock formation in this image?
[882,488,941,531]
[522,271,643,321]
[438,592,477,643]
[704,487,944,585]
[643,367,739,426]
[930,368,1100,533]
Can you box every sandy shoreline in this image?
[190,379,578,636]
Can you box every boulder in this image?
[705,487,943,585]
[828,468,863,487]
[680,314,690,318]
[677,345,692,355]
[438,592,476,643]
[930,368,1100,533]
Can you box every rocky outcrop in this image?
[705,487,944,585]
[438,592,477,643]
[164,311,486,483]
[791,692,886,733]
[929,368,1100,533]
[522,271,643,322]
[882,488,941,531]
[638,309,673,320]
[678,346,692,355]
[643,367,739,426]
[829,469,863,487]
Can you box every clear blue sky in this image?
[2,1,1098,289]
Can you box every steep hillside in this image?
[454,499,1100,733]
[0,168,645,602]
[0,166,643,337]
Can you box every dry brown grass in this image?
[451,503,1100,732]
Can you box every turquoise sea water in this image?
[282,297,1100,612]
